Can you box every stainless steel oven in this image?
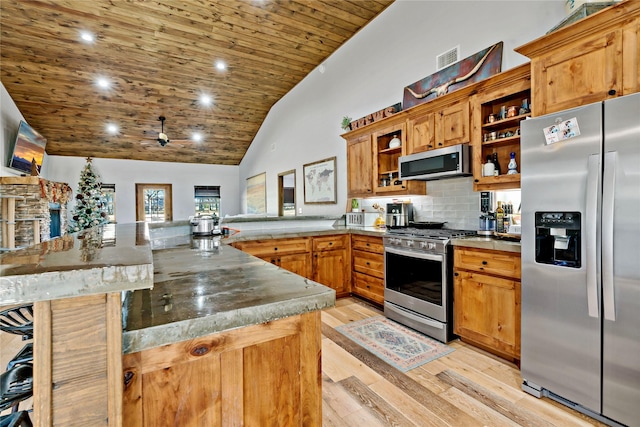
[383,228,475,342]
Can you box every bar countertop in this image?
[0,223,154,305]
[121,233,336,354]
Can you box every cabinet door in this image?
[454,270,521,359]
[531,29,622,116]
[346,134,374,197]
[435,101,469,148]
[313,249,349,295]
[407,111,436,154]
[279,252,312,279]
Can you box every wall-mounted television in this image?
[8,120,47,175]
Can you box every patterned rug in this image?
[335,316,454,372]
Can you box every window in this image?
[194,186,220,217]
[101,184,116,223]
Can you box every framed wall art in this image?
[246,172,266,214]
[303,157,337,204]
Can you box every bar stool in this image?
[0,410,32,427]
[0,305,33,371]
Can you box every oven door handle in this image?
[385,246,444,262]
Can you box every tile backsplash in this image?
[356,176,480,230]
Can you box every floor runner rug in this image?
[335,316,454,372]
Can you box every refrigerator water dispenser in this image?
[535,212,581,268]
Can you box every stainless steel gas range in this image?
[383,227,476,342]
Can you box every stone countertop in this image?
[221,225,387,244]
[122,234,336,354]
[451,235,521,253]
[0,223,154,305]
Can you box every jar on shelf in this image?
[388,135,401,149]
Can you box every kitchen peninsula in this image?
[0,222,335,426]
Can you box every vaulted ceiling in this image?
[0,0,393,165]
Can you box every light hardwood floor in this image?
[321,297,607,427]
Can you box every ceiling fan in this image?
[141,116,191,148]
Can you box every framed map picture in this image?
[246,172,266,214]
[303,157,337,204]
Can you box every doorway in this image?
[278,170,296,216]
[135,184,173,222]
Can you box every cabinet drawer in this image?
[352,250,384,278]
[454,247,521,279]
[312,234,349,251]
[352,272,384,304]
[234,238,311,257]
[351,234,384,254]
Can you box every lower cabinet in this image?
[453,246,521,362]
[122,311,322,426]
[351,235,384,305]
[312,235,350,297]
[232,238,312,279]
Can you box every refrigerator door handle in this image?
[586,154,600,318]
[602,151,616,321]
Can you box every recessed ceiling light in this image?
[96,77,110,89]
[192,132,203,142]
[80,31,95,43]
[215,60,226,71]
[199,94,212,106]
[106,124,118,134]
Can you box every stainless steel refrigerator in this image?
[520,92,640,427]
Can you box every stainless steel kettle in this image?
[189,215,220,235]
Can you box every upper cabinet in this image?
[515,0,640,116]
[344,116,425,198]
[470,64,531,191]
[407,101,469,154]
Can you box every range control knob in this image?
[406,240,415,247]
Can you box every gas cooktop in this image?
[386,227,477,240]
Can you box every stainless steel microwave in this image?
[398,143,471,181]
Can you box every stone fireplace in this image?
[0,176,71,249]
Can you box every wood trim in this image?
[34,301,52,427]
[277,169,296,217]
[220,349,244,426]
[135,183,173,222]
[107,293,123,427]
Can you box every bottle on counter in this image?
[507,152,518,174]
[496,201,505,233]
[492,152,501,176]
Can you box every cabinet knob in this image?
[438,142,443,146]
[366,262,370,265]
[271,259,276,264]
[329,242,333,246]
[608,89,617,96]
[474,179,479,183]
[274,247,278,251]
[454,272,459,276]
[482,260,488,265]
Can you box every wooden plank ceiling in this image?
[0,0,392,165]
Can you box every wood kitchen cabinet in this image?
[346,134,374,198]
[312,235,350,297]
[123,311,321,426]
[469,63,531,191]
[407,101,470,154]
[453,247,521,362]
[515,1,640,116]
[351,234,385,305]
[232,238,312,279]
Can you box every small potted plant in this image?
[341,116,352,131]
[351,198,359,212]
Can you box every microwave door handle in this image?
[602,151,616,321]
[586,154,600,319]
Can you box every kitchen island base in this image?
[122,311,322,426]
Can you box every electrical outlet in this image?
[298,208,302,214]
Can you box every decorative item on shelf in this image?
[519,98,530,115]
[341,116,352,131]
[351,198,360,212]
[348,103,402,130]
[403,42,503,109]
[388,135,401,149]
[483,155,495,177]
[507,106,518,118]
[508,152,518,174]
[499,105,507,120]
[492,152,501,176]
[487,113,496,123]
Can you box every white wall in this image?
[45,156,240,224]
[1,82,30,177]
[239,0,566,216]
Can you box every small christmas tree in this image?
[68,157,108,232]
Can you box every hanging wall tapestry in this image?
[403,41,503,110]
